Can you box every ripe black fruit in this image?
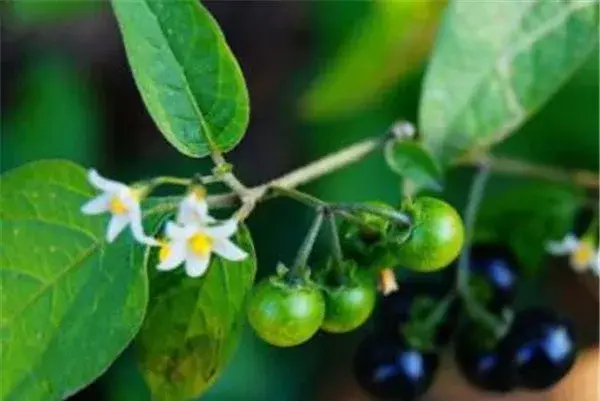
[468,244,518,313]
[454,323,518,393]
[353,333,439,400]
[506,308,577,390]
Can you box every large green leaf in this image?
[0,160,168,400]
[135,225,256,401]
[420,1,599,165]
[475,182,583,275]
[111,0,249,158]
[300,0,445,121]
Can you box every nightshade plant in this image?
[1,1,598,401]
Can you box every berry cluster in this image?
[246,197,465,347]
[246,263,377,347]
[353,244,577,400]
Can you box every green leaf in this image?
[111,0,249,158]
[384,141,443,192]
[420,1,599,165]
[475,182,583,275]
[135,225,256,401]
[300,0,445,120]
[0,160,168,401]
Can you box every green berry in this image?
[247,276,325,347]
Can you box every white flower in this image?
[81,169,156,245]
[546,233,599,275]
[157,219,248,277]
[176,187,216,225]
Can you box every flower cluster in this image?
[81,170,248,277]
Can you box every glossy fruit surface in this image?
[469,243,518,312]
[354,333,439,400]
[506,308,577,390]
[379,280,459,346]
[321,274,377,334]
[394,197,464,272]
[454,323,518,393]
[247,277,325,347]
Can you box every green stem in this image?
[270,186,327,208]
[327,212,344,263]
[421,293,456,334]
[292,210,325,275]
[457,163,491,290]
[457,162,509,337]
[332,203,411,227]
[150,176,192,187]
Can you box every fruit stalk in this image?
[457,162,509,337]
[332,203,412,227]
[326,212,344,263]
[292,210,325,274]
[457,162,491,291]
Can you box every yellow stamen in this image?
[570,242,594,271]
[159,243,171,262]
[192,186,207,201]
[109,197,128,215]
[189,232,213,256]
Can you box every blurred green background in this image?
[1,1,598,400]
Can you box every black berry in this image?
[506,308,577,390]
[454,323,518,393]
[354,333,439,400]
[469,243,518,313]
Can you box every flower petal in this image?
[165,221,196,240]
[81,194,110,215]
[157,242,186,271]
[128,205,158,245]
[106,214,129,243]
[88,169,128,192]
[185,255,211,277]
[175,194,194,223]
[546,234,579,255]
[176,194,216,224]
[213,239,248,261]
[203,219,238,239]
[589,251,600,276]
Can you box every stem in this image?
[458,163,508,337]
[211,150,249,195]
[206,126,407,210]
[327,212,344,262]
[457,163,491,290]
[150,176,192,187]
[292,210,325,274]
[333,203,411,227]
[421,293,456,333]
[270,186,327,208]
[271,136,387,189]
[458,154,600,189]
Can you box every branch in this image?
[208,121,415,211]
[458,154,599,189]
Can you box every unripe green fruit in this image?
[247,277,325,347]
[394,196,464,272]
[321,274,377,334]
